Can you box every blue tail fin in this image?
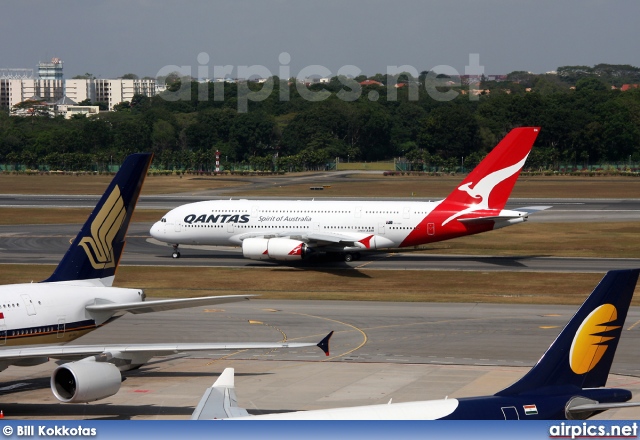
[496,269,639,397]
[42,153,153,286]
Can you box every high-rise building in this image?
[38,58,64,80]
[94,78,157,110]
[0,78,64,108]
[1,66,158,111]
[65,79,95,104]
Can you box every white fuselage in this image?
[150,199,526,253]
[0,281,143,349]
[151,199,427,247]
[237,398,460,420]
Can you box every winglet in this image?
[213,367,236,389]
[191,368,250,420]
[317,331,333,356]
[42,153,153,286]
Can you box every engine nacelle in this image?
[242,238,310,261]
[51,361,122,403]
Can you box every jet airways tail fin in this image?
[496,269,639,397]
[42,153,153,286]
[442,127,540,215]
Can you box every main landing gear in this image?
[343,252,361,262]
[172,244,181,259]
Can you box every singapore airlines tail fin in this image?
[439,127,540,224]
[496,269,639,398]
[42,153,153,287]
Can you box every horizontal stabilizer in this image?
[86,294,254,314]
[85,294,256,325]
[512,206,552,214]
[568,401,640,415]
[457,206,551,225]
[457,216,517,225]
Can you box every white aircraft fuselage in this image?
[0,282,142,351]
[151,199,529,259]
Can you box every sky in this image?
[1,0,638,80]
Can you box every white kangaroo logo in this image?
[442,154,529,226]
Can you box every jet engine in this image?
[242,238,310,261]
[51,361,122,403]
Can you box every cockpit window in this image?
[161,218,166,223]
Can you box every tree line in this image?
[0,66,639,172]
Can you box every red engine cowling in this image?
[242,238,309,261]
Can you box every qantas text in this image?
[184,214,250,224]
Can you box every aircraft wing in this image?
[237,231,365,248]
[0,341,318,361]
[0,331,332,367]
[237,231,359,244]
[304,232,363,245]
[0,332,333,363]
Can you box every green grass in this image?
[1,265,635,306]
[1,172,639,198]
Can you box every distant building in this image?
[53,97,99,119]
[38,58,64,80]
[2,77,158,111]
[621,84,639,91]
[65,78,96,103]
[303,77,331,86]
[0,78,64,108]
[94,78,157,110]
[1,58,158,111]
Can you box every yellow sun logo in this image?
[569,304,619,375]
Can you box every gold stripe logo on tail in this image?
[569,304,620,375]
[79,186,126,270]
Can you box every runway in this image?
[1,300,640,419]
[1,222,639,272]
[1,193,640,419]
[3,194,640,222]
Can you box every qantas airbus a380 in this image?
[151,127,549,262]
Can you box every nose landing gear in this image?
[172,244,181,259]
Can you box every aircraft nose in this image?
[150,222,163,238]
